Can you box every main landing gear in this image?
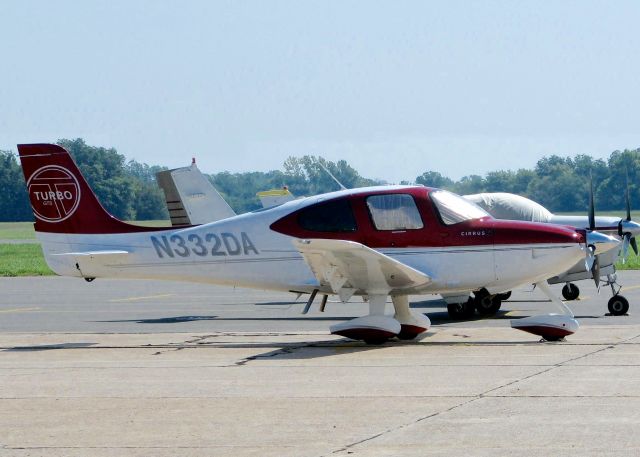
[447,289,506,320]
[561,275,629,316]
[447,299,475,319]
[329,295,431,344]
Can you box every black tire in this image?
[608,295,629,316]
[474,290,501,316]
[447,299,475,320]
[363,338,389,345]
[562,283,580,301]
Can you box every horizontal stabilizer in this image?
[52,250,129,277]
[52,250,129,259]
[293,238,430,295]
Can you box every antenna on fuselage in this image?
[317,160,347,190]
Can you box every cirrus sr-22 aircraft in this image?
[18,144,620,343]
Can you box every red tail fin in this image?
[18,143,161,234]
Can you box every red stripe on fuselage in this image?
[270,187,585,248]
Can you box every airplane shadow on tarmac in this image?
[210,335,555,363]
[4,342,97,352]
[95,316,358,324]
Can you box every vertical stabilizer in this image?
[17,143,152,234]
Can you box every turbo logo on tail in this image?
[18,143,169,234]
[26,165,81,223]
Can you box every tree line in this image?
[2,138,640,222]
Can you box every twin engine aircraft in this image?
[18,144,619,343]
[465,192,640,315]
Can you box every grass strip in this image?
[615,254,640,270]
[0,222,37,240]
[0,244,54,276]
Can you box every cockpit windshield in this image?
[431,190,490,225]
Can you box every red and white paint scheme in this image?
[19,144,620,343]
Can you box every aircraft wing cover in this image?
[464,192,553,223]
[293,238,431,295]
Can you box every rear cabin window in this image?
[366,194,424,230]
[297,199,357,232]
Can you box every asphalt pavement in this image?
[2,274,640,456]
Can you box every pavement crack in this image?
[327,334,640,456]
[232,341,329,366]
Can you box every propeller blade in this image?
[591,256,600,291]
[626,169,632,221]
[622,234,631,263]
[584,245,596,271]
[588,175,596,231]
[632,236,639,256]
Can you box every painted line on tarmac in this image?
[109,294,176,303]
[0,307,41,313]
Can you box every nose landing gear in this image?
[561,274,629,317]
[561,283,580,301]
[608,295,629,316]
[604,274,629,316]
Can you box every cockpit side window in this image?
[431,190,489,225]
[297,199,357,232]
[366,194,424,231]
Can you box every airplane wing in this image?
[293,239,431,299]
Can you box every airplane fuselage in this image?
[39,186,588,297]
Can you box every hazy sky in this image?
[1,1,639,182]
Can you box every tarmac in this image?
[2,274,640,456]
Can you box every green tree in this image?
[0,151,31,221]
[452,175,484,195]
[599,149,640,211]
[415,171,453,189]
[528,155,584,211]
[57,138,135,220]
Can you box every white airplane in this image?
[19,143,620,343]
[464,192,640,315]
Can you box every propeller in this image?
[586,175,600,290]
[584,244,596,272]
[618,172,638,263]
[591,254,600,290]
[588,175,595,232]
